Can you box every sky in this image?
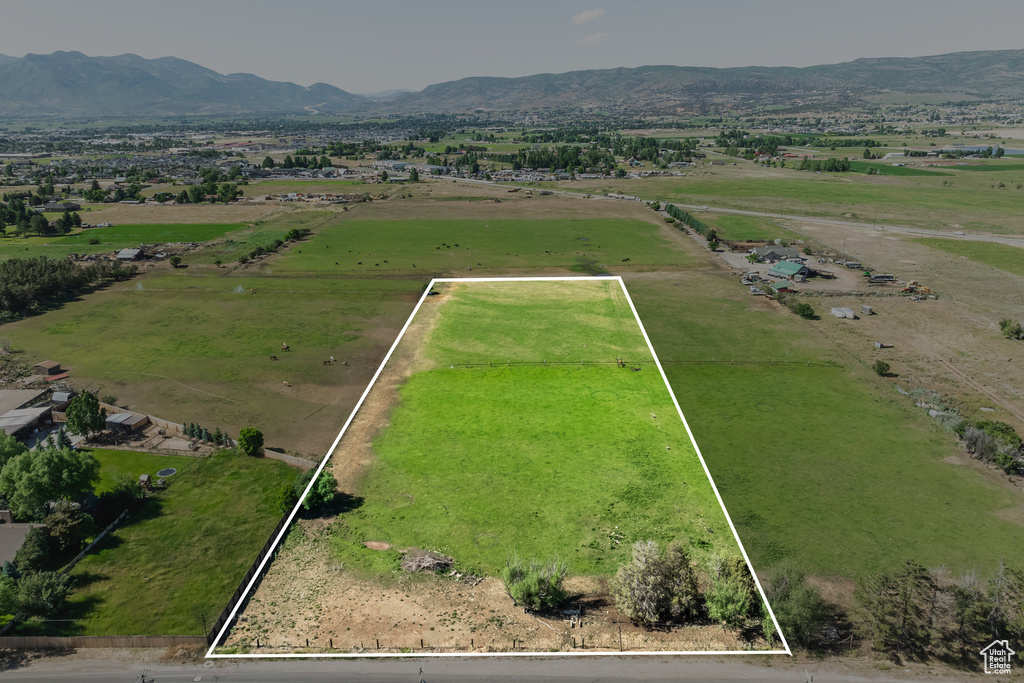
[1,0,1022,93]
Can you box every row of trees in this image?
[0,257,137,322]
[856,559,1024,657]
[664,204,718,245]
[957,418,1023,475]
[237,226,311,264]
[184,422,232,447]
[797,157,853,173]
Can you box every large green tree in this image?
[0,431,27,472]
[0,448,100,520]
[65,391,105,437]
[237,427,264,457]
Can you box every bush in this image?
[169,256,181,268]
[501,554,568,611]
[872,360,890,376]
[999,318,1023,340]
[237,427,264,457]
[610,540,701,625]
[766,565,830,648]
[706,555,758,631]
[276,481,298,514]
[302,470,337,511]
[16,570,71,617]
[794,302,816,319]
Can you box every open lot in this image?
[15,449,294,636]
[224,278,766,653]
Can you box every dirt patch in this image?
[363,541,392,551]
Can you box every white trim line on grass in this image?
[207,275,790,658]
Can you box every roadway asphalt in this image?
[0,654,972,683]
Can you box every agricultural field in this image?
[626,270,1024,579]
[222,278,772,653]
[912,237,1024,278]
[703,214,796,242]
[517,160,1024,233]
[15,449,294,636]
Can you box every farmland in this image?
[224,278,769,653]
[912,237,1024,278]
[16,449,293,636]
[336,279,738,576]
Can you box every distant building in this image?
[33,361,62,376]
[42,201,81,212]
[752,246,802,262]
[116,248,144,261]
[768,261,810,280]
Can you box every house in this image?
[770,281,795,294]
[116,248,144,261]
[42,201,82,212]
[752,246,802,262]
[767,261,810,280]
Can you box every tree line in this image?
[0,257,137,322]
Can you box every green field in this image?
[332,280,742,577]
[272,216,694,274]
[16,449,293,636]
[913,238,1024,277]
[704,214,796,241]
[518,165,1024,233]
[627,273,1024,578]
[0,223,247,261]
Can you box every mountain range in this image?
[1,49,1023,119]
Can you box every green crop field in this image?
[15,449,293,636]
[912,238,1024,278]
[332,280,745,578]
[272,216,694,274]
[626,273,1024,578]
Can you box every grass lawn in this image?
[15,449,294,636]
[912,238,1024,278]
[333,280,741,578]
[626,272,1024,578]
[87,448,198,493]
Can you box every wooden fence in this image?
[0,635,207,649]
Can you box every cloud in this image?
[577,32,609,44]
[572,8,605,24]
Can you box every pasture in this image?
[16,449,293,636]
[625,272,1024,578]
[332,280,742,577]
[271,215,693,274]
[913,238,1024,278]
[704,214,796,242]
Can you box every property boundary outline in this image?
[206,275,792,658]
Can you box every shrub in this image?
[706,555,759,631]
[999,319,1023,340]
[237,428,264,457]
[501,554,568,611]
[276,481,298,514]
[610,540,702,625]
[766,565,830,648]
[14,527,58,573]
[17,570,71,617]
[302,470,337,511]
[169,256,181,268]
[872,360,890,376]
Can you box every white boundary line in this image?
[207,275,790,658]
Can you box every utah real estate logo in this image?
[980,640,1015,675]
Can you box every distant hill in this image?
[376,49,1024,115]
[2,49,1023,119]
[0,51,363,117]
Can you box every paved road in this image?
[0,655,966,683]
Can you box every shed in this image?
[861,305,874,316]
[830,307,857,319]
[106,412,150,432]
[0,406,51,436]
[34,360,62,376]
[116,248,143,261]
